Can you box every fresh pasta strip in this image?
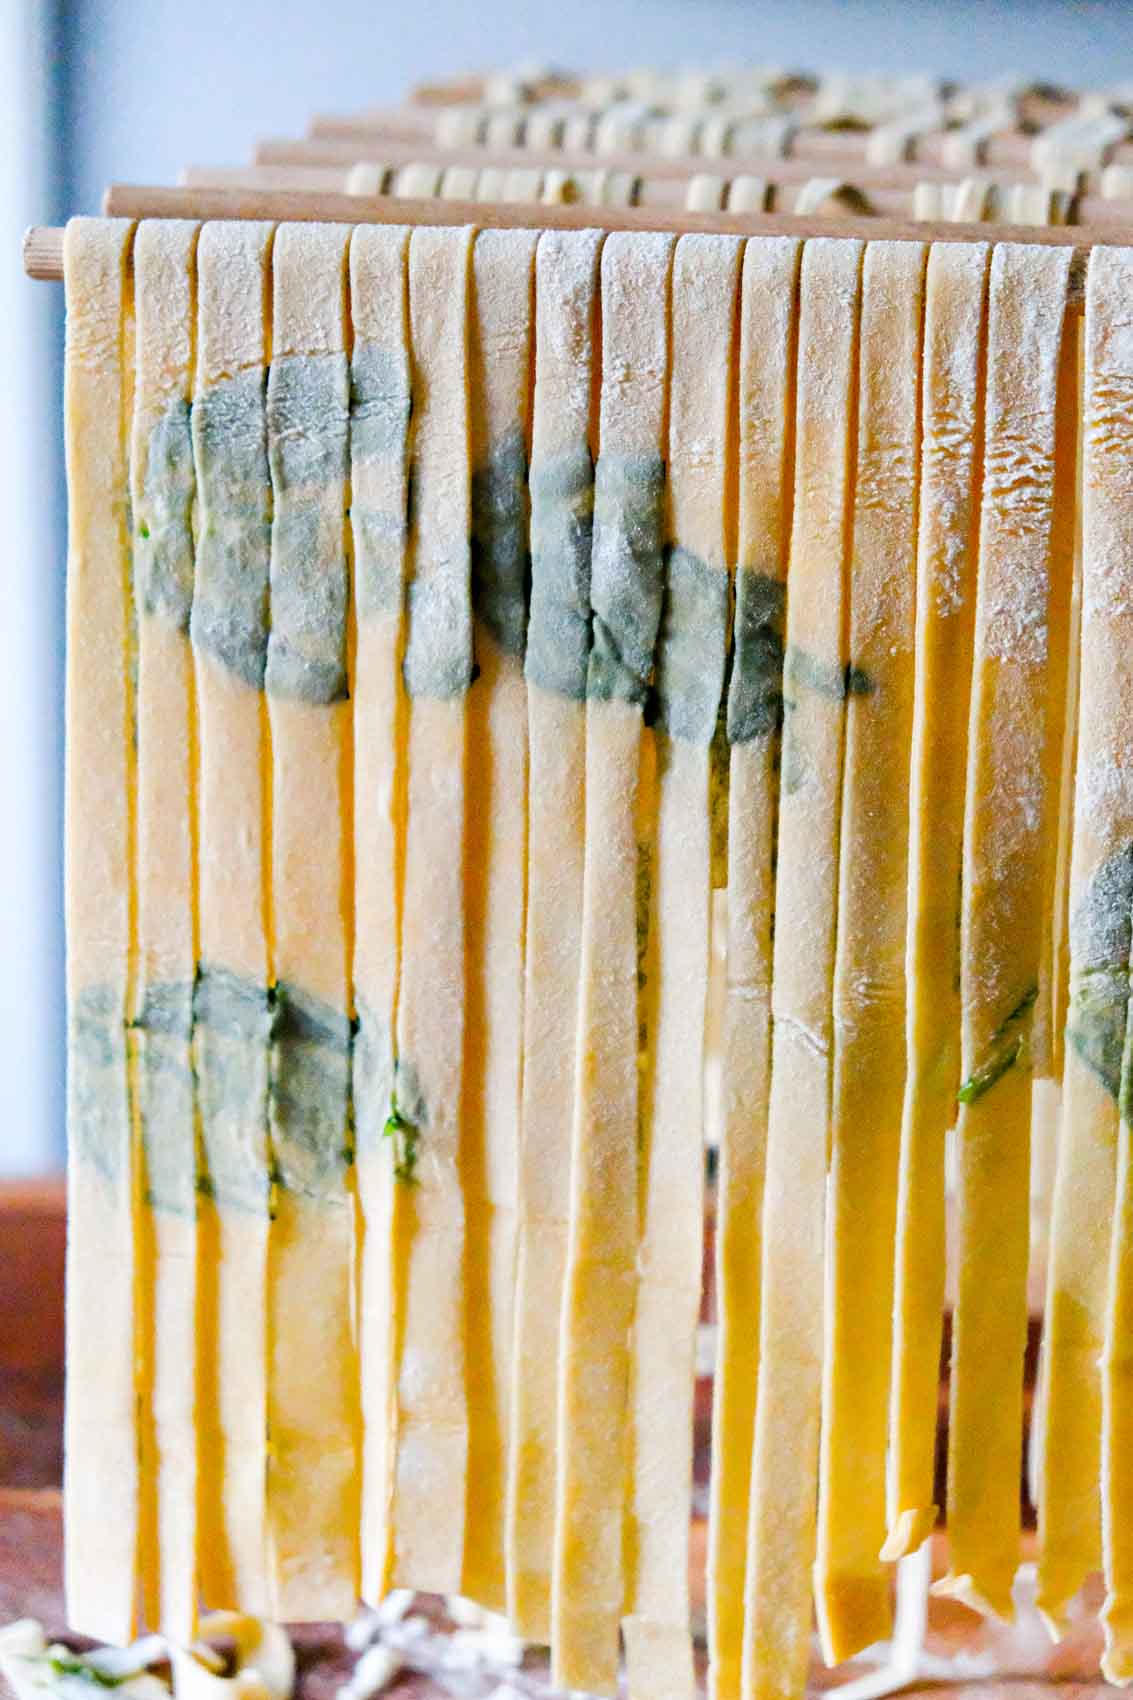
[742,237,864,1700]
[552,229,673,1700]
[686,175,728,212]
[1047,499,1081,1096]
[886,242,990,1562]
[939,242,1072,1623]
[866,104,944,164]
[394,162,444,200]
[1031,111,1129,179]
[1007,184,1072,226]
[346,164,390,198]
[624,232,739,1700]
[462,227,539,1612]
[940,114,1003,169]
[441,167,480,201]
[950,180,997,224]
[1024,319,1080,1567]
[1044,245,1133,1648]
[708,235,801,1700]
[191,219,275,1619]
[912,183,945,222]
[727,178,769,214]
[506,228,601,1642]
[349,222,412,1607]
[562,111,599,151]
[264,222,359,1621]
[1107,404,1133,1676]
[660,113,705,155]
[62,216,140,1645]
[485,108,527,149]
[816,239,926,1664]
[130,217,200,1643]
[387,225,475,1595]
[474,168,509,203]
[503,169,544,203]
[1030,318,1079,1076]
[434,107,486,148]
[1029,365,1083,1456]
[594,105,647,151]
[1106,1107,1133,1684]
[525,108,567,150]
[792,179,875,218]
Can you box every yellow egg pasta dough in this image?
[191,219,275,1620]
[506,227,601,1642]
[553,229,673,1700]
[939,242,1072,1623]
[264,222,359,1622]
[387,224,475,1596]
[742,237,864,1700]
[708,234,800,1700]
[624,232,740,1700]
[130,217,201,1643]
[886,242,990,1562]
[462,227,539,1611]
[349,221,412,1607]
[1071,246,1133,1681]
[63,215,141,1647]
[816,238,926,1665]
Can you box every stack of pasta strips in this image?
[36,59,1133,1700]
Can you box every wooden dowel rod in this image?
[409,73,576,106]
[187,161,1133,228]
[305,102,1133,173]
[252,132,1070,190]
[99,181,1113,250]
[23,224,63,280]
[402,71,1082,126]
[28,179,1132,294]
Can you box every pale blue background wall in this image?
[4,0,1133,1172]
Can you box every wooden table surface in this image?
[0,1180,1114,1698]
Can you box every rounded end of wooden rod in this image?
[24,225,63,280]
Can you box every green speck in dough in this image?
[383,1101,420,1185]
[48,1655,124,1689]
[957,985,1038,1105]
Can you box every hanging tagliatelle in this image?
[53,201,1133,1700]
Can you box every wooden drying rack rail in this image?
[305,102,1133,173]
[186,160,1133,229]
[403,71,1085,121]
[237,134,1133,200]
[23,182,1133,294]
